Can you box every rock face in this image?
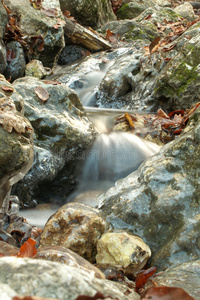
[59,0,116,29]
[4,0,65,67]
[39,203,108,263]
[96,231,151,277]
[4,41,26,82]
[152,260,200,300]
[36,245,105,279]
[0,257,140,300]
[0,93,34,211]
[12,77,95,206]
[117,0,155,20]
[0,2,8,74]
[98,108,200,270]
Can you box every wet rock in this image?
[152,260,200,300]
[58,44,88,65]
[117,0,155,20]
[0,41,7,74]
[4,0,64,67]
[98,108,200,270]
[36,245,105,279]
[39,203,108,263]
[96,231,151,277]
[4,41,26,82]
[0,95,34,212]
[25,60,51,79]
[0,257,140,300]
[59,0,116,29]
[11,76,95,206]
[174,2,195,22]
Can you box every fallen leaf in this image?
[149,36,161,54]
[43,80,61,85]
[141,286,194,300]
[16,238,37,258]
[12,296,59,300]
[41,7,59,18]
[75,292,119,299]
[157,108,170,119]
[106,29,118,44]
[135,267,157,292]
[1,86,14,93]
[35,86,49,102]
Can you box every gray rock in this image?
[117,0,156,20]
[98,108,200,270]
[152,260,200,300]
[12,77,95,206]
[0,257,140,300]
[4,0,64,67]
[174,2,195,22]
[59,0,116,29]
[4,41,26,82]
[0,2,7,38]
[0,41,6,74]
[0,283,17,300]
[0,95,34,211]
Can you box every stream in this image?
[20,50,161,227]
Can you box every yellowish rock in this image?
[39,203,108,263]
[96,231,151,277]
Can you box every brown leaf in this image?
[157,108,169,119]
[16,238,37,258]
[141,286,194,300]
[75,292,119,299]
[106,29,118,44]
[135,267,157,292]
[41,7,59,18]
[125,113,135,128]
[149,37,161,54]
[35,86,49,102]
[43,80,61,85]
[1,86,14,93]
[12,296,59,300]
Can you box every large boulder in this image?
[117,0,155,20]
[0,257,140,300]
[12,77,95,206]
[4,0,65,67]
[0,89,34,211]
[151,259,200,300]
[98,108,200,270]
[59,0,116,29]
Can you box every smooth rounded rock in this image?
[96,231,151,277]
[39,203,108,263]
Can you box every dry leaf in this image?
[149,37,161,54]
[43,80,61,85]
[106,29,118,44]
[41,7,59,18]
[141,286,194,300]
[16,238,37,258]
[35,86,49,102]
[1,86,14,93]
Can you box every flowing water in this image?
[20,51,161,226]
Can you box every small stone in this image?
[39,203,108,263]
[25,60,51,79]
[96,231,151,277]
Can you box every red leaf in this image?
[35,86,49,102]
[135,267,157,292]
[141,286,194,300]
[16,238,37,258]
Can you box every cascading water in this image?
[20,49,162,224]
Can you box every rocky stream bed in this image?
[0,0,200,299]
